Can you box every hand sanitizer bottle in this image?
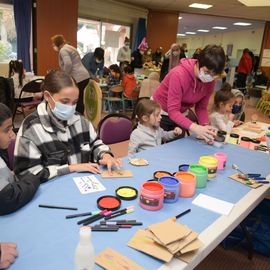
[74,226,95,270]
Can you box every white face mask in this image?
[172,51,180,56]
[96,59,102,64]
[124,43,129,48]
[139,50,144,55]
[198,69,215,83]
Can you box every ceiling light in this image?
[185,32,196,35]
[212,26,227,30]
[177,34,186,36]
[197,29,210,32]
[178,16,182,20]
[238,0,270,6]
[233,22,252,26]
[189,3,213,9]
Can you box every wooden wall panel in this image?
[260,21,270,79]
[147,10,178,53]
[35,0,78,75]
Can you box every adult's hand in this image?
[69,163,102,174]
[190,123,217,142]
[0,243,18,269]
[99,154,122,175]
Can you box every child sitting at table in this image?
[0,103,40,215]
[106,64,121,89]
[121,65,138,98]
[128,99,182,155]
[210,88,241,132]
[8,60,42,101]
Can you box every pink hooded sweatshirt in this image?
[153,58,215,129]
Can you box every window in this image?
[78,18,130,67]
[0,4,16,62]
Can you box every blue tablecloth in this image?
[1,137,269,270]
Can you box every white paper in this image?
[192,194,234,216]
[73,175,106,194]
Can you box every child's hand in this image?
[233,120,243,127]
[173,127,182,136]
[228,113,235,121]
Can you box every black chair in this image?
[13,78,44,121]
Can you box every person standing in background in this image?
[117,37,131,70]
[152,46,163,67]
[82,47,105,82]
[51,35,89,114]
[180,43,188,59]
[236,48,252,95]
[159,43,181,82]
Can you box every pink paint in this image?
[214,152,228,170]
[139,182,164,211]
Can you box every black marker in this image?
[39,204,78,211]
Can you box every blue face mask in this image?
[49,94,76,121]
[232,104,242,114]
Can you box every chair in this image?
[97,113,132,157]
[83,79,102,130]
[122,84,140,112]
[13,78,44,121]
[102,84,124,113]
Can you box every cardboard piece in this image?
[95,247,144,270]
[148,219,191,245]
[179,239,203,254]
[128,229,174,262]
[229,173,262,189]
[129,157,149,166]
[101,170,133,178]
[175,251,197,263]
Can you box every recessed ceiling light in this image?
[185,32,196,35]
[238,0,270,6]
[212,26,227,30]
[178,16,182,20]
[189,3,213,9]
[197,29,210,32]
[177,34,186,36]
[233,22,252,26]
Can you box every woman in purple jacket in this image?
[153,44,225,142]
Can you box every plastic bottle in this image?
[266,131,270,152]
[74,226,95,270]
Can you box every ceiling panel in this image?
[114,0,270,21]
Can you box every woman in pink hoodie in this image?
[153,44,225,141]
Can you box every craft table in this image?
[1,137,269,270]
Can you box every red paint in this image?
[143,182,163,192]
[98,196,120,209]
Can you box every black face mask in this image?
[232,104,242,114]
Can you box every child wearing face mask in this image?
[210,89,241,132]
[128,99,182,155]
[107,64,121,89]
[14,70,122,184]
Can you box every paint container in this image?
[214,152,228,170]
[115,186,138,201]
[249,139,260,150]
[158,176,179,203]
[228,133,239,145]
[188,164,208,188]
[97,196,121,211]
[178,164,190,172]
[153,171,172,181]
[198,156,218,179]
[239,137,251,148]
[139,182,164,211]
[174,172,196,197]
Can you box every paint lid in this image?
[153,170,172,180]
[230,133,239,138]
[251,139,260,144]
[178,164,190,171]
[142,182,164,192]
[115,186,138,200]
[97,195,121,211]
[189,164,208,174]
[217,130,227,136]
[159,176,179,186]
[241,136,251,142]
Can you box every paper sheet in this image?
[73,175,106,194]
[192,194,234,216]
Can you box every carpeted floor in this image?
[194,245,270,270]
